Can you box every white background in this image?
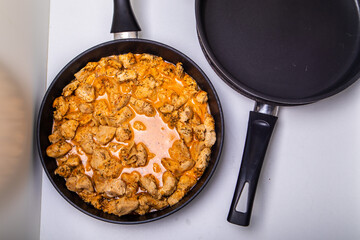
[41,0,360,239]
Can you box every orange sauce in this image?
[122,111,180,186]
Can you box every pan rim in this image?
[195,0,360,106]
[36,38,224,224]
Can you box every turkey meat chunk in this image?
[90,148,122,178]
[46,141,72,158]
[75,83,96,102]
[60,120,79,140]
[95,125,116,145]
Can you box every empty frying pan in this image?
[196,0,360,226]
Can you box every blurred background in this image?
[0,0,49,239]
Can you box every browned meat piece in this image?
[103,197,139,217]
[159,104,174,114]
[106,58,123,69]
[135,143,147,166]
[183,75,198,92]
[118,53,136,68]
[146,196,168,210]
[93,100,111,125]
[107,106,134,127]
[121,142,148,167]
[191,113,201,125]
[175,62,184,78]
[84,73,96,85]
[116,69,137,82]
[80,139,96,154]
[90,148,122,178]
[194,147,211,176]
[105,67,121,78]
[79,103,93,114]
[48,129,62,143]
[161,110,179,128]
[94,174,126,197]
[134,75,161,99]
[53,96,69,121]
[93,78,105,96]
[168,175,197,206]
[121,171,140,197]
[161,65,175,76]
[135,199,150,215]
[139,53,158,63]
[161,158,180,176]
[133,121,146,131]
[160,171,177,196]
[74,62,98,82]
[139,174,160,199]
[161,157,194,177]
[179,159,195,173]
[190,141,206,161]
[76,175,94,192]
[115,123,132,142]
[66,155,81,167]
[62,80,79,97]
[46,141,72,158]
[179,106,193,122]
[193,124,205,141]
[74,126,96,154]
[169,140,191,162]
[130,97,155,117]
[136,193,168,215]
[75,83,96,102]
[66,174,94,193]
[65,176,77,191]
[171,93,187,109]
[63,112,81,121]
[195,90,208,104]
[60,120,79,140]
[204,115,216,147]
[65,96,81,112]
[176,121,193,144]
[104,178,126,197]
[78,192,103,210]
[64,112,92,126]
[109,93,130,112]
[54,164,71,178]
[95,125,116,145]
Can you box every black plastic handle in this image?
[111,0,141,33]
[227,111,278,226]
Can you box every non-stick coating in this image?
[37,39,224,224]
[196,0,360,105]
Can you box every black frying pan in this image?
[37,0,224,224]
[196,0,360,226]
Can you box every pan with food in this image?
[37,0,223,224]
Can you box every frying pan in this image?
[196,0,360,226]
[37,0,224,224]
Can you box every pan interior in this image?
[199,0,360,103]
[38,39,224,223]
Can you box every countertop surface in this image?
[41,0,360,239]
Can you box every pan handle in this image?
[227,102,278,226]
[111,0,141,39]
